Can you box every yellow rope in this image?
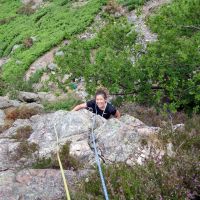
[54,124,71,200]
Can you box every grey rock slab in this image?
[0,168,91,200]
[0,138,20,171]
[0,119,31,138]
[0,96,20,109]
[28,110,105,157]
[0,110,5,126]
[18,91,40,103]
[94,118,141,163]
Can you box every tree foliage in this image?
[56,18,138,95]
[137,0,200,112]
[57,0,200,113]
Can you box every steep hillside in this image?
[0,0,200,199]
[1,0,199,113]
[0,0,106,85]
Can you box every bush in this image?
[56,18,137,95]
[78,115,200,199]
[32,142,82,170]
[13,141,39,161]
[135,0,200,113]
[0,119,14,134]
[11,125,33,141]
[117,0,150,10]
[104,0,123,15]
[23,37,33,48]
[42,96,82,112]
[5,105,42,120]
[0,16,16,25]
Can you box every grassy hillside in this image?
[1,1,199,113]
[0,0,106,85]
[0,1,199,199]
[117,0,150,10]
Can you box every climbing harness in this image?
[54,124,71,200]
[90,103,110,200]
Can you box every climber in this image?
[72,88,120,119]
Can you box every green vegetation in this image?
[33,142,82,170]
[57,0,200,113]
[42,96,82,112]
[13,141,39,161]
[78,115,200,199]
[11,125,33,141]
[1,1,199,199]
[117,0,150,10]
[56,17,137,95]
[137,0,200,113]
[1,0,199,113]
[0,0,106,86]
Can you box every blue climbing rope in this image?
[91,113,109,200]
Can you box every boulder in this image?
[0,108,172,199]
[18,91,39,103]
[0,168,91,200]
[28,110,105,160]
[0,110,5,127]
[47,63,57,71]
[55,51,64,57]
[0,96,20,109]
[38,92,62,103]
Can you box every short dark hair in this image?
[95,88,108,100]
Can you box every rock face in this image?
[28,110,105,160]
[21,0,45,9]
[0,110,5,127]
[18,91,76,103]
[0,169,91,200]
[0,96,20,109]
[18,91,40,103]
[0,95,169,199]
[126,0,171,63]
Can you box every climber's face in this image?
[96,94,106,110]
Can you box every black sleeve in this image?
[109,104,117,116]
[86,99,95,108]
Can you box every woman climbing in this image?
[72,88,120,119]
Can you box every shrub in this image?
[23,37,33,48]
[12,125,33,141]
[119,103,187,127]
[5,105,42,120]
[32,142,82,170]
[13,141,39,161]
[117,0,150,11]
[104,0,123,15]
[0,16,16,25]
[76,115,200,199]
[0,119,14,133]
[43,97,82,112]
